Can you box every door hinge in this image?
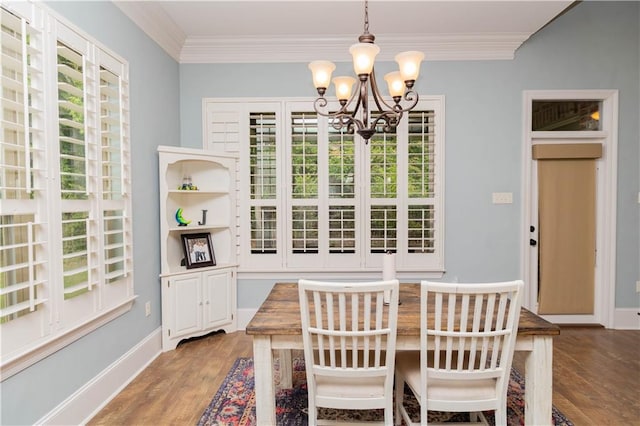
[168,328,171,336]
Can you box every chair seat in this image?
[316,375,386,400]
[396,352,498,404]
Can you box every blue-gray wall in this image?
[1,1,178,424]
[1,1,638,425]
[180,1,640,310]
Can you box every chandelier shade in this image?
[308,0,424,141]
[395,51,425,84]
[349,42,380,75]
[384,71,405,98]
[332,76,357,101]
[308,60,336,94]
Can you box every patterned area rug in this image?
[198,357,573,425]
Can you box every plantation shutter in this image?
[326,115,360,268]
[55,25,97,310]
[0,6,50,335]
[1,2,134,376]
[402,109,442,270]
[204,101,281,270]
[98,51,132,292]
[203,98,444,274]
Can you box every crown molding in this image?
[179,33,530,63]
[115,0,531,64]
[114,1,185,62]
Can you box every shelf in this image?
[167,190,227,196]
[168,224,228,232]
[160,262,238,278]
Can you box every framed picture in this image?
[181,233,216,269]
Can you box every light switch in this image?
[492,192,513,204]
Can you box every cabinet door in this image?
[168,274,202,338]
[202,270,232,329]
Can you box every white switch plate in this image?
[492,192,513,204]
[636,281,640,293]
[145,301,151,317]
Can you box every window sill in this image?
[1,296,137,381]
[237,270,445,280]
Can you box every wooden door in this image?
[533,143,601,314]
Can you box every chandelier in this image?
[308,0,424,142]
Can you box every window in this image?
[205,97,444,276]
[1,2,133,378]
[532,100,601,131]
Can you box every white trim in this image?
[612,308,640,330]
[520,90,618,328]
[113,1,185,61]
[179,33,529,63]
[37,327,162,426]
[237,270,444,280]
[1,297,137,381]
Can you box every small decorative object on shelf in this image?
[181,232,216,269]
[175,207,191,226]
[179,175,198,191]
[198,209,208,226]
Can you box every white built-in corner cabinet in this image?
[158,145,238,351]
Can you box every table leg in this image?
[253,336,276,426]
[278,349,293,389]
[525,335,553,425]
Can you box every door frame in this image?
[520,90,618,327]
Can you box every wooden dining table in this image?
[245,282,560,425]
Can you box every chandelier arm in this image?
[313,97,348,119]
[369,67,402,115]
[391,89,421,114]
[369,110,400,133]
[312,97,365,135]
[358,76,370,135]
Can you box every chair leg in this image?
[494,407,507,426]
[385,402,393,426]
[308,404,317,426]
[394,374,404,425]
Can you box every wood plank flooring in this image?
[89,327,640,425]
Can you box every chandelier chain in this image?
[363,0,369,34]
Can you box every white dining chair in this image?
[395,280,524,425]
[298,279,400,426]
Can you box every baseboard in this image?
[37,327,162,425]
[237,308,258,330]
[613,308,640,329]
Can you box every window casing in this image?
[204,97,444,277]
[0,2,133,378]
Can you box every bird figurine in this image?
[175,208,191,226]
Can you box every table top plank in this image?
[246,282,560,337]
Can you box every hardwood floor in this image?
[89,327,639,425]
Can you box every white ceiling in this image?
[114,0,576,63]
